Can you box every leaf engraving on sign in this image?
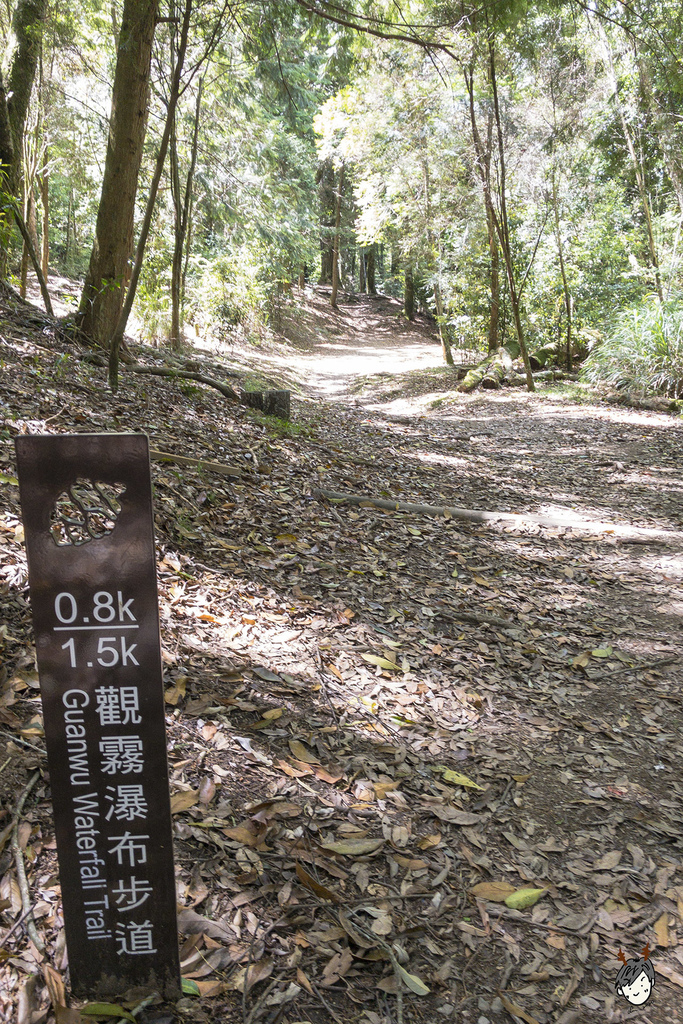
[50,479,126,546]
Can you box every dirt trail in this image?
[3,280,683,1023]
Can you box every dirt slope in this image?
[2,281,683,1024]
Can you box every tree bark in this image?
[19,189,38,297]
[170,77,202,350]
[39,147,49,278]
[359,247,366,292]
[404,263,414,320]
[4,0,48,192]
[77,0,158,346]
[422,156,453,365]
[366,244,377,295]
[317,157,335,284]
[603,36,663,302]
[108,0,192,388]
[486,200,499,353]
[330,162,345,307]
[465,40,535,392]
[10,198,53,315]
[458,341,519,392]
[0,69,13,186]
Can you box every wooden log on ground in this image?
[459,343,519,393]
[312,487,683,542]
[481,347,515,389]
[529,343,560,371]
[508,370,579,385]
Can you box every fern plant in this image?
[581,296,683,397]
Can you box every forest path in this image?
[249,286,448,402]
[3,280,683,1021]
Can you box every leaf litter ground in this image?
[1,284,683,1024]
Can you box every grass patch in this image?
[581,296,683,397]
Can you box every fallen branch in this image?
[10,203,54,318]
[127,363,240,400]
[311,488,683,542]
[438,608,513,629]
[128,365,290,418]
[11,771,44,952]
[0,905,34,946]
[149,448,244,478]
[604,655,678,678]
[347,910,405,1024]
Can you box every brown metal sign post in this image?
[15,433,180,999]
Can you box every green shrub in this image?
[581,296,683,397]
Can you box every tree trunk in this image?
[108,0,192,388]
[0,69,13,184]
[422,156,453,365]
[40,147,49,279]
[170,77,202,350]
[359,247,366,292]
[366,244,377,295]
[604,36,663,303]
[317,157,335,284]
[550,168,572,368]
[77,0,158,346]
[404,264,414,320]
[391,246,399,276]
[4,0,48,193]
[330,162,345,308]
[19,189,38,297]
[170,119,182,349]
[65,187,72,270]
[486,200,499,353]
[0,69,13,279]
[465,40,535,392]
[434,280,454,365]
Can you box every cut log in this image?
[529,343,560,371]
[242,389,291,419]
[481,348,514,389]
[459,343,519,393]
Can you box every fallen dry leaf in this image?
[227,958,274,994]
[288,739,320,764]
[321,838,384,856]
[170,789,200,814]
[295,861,340,902]
[470,881,516,902]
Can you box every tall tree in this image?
[170,77,203,349]
[108,0,193,387]
[330,161,345,306]
[465,33,536,391]
[3,0,48,191]
[76,0,158,347]
[0,69,13,182]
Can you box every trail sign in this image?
[15,433,180,999]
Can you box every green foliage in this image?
[581,296,683,397]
